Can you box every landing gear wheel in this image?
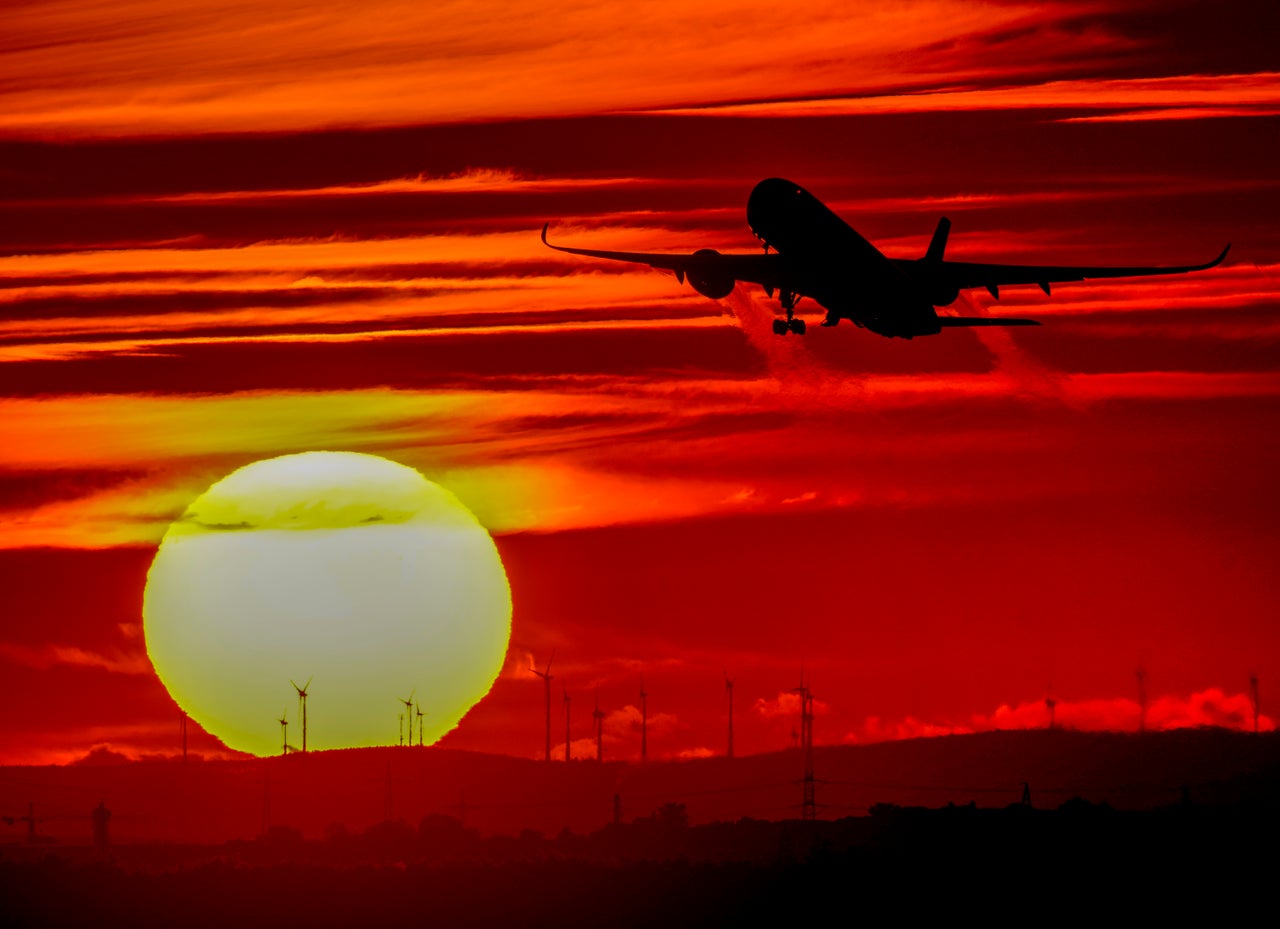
[788,318,806,335]
[771,318,789,336]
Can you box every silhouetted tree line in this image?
[3,792,1274,928]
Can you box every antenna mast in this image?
[793,674,816,820]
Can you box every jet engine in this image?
[686,249,735,299]
[926,281,960,307]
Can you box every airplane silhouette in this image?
[541,178,1229,339]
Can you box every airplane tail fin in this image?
[925,217,951,263]
[936,317,1040,327]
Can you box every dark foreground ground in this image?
[3,795,1276,927]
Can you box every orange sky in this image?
[1,0,1278,768]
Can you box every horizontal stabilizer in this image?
[936,317,1041,327]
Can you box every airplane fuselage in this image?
[746,178,942,337]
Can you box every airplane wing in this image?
[913,245,1230,299]
[541,223,783,289]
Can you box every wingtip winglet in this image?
[540,222,550,246]
[1213,243,1231,267]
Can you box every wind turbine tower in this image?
[639,678,648,762]
[291,678,311,752]
[563,686,572,762]
[593,691,605,762]
[278,711,288,755]
[1045,695,1057,731]
[532,653,554,762]
[724,672,735,759]
[416,705,425,746]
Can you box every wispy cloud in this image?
[0,0,1115,136]
[654,72,1280,120]
[0,641,151,675]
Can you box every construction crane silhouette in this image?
[639,677,648,762]
[724,671,735,759]
[593,691,605,762]
[398,692,415,746]
[2,802,44,844]
[532,653,554,762]
[291,677,312,752]
[563,686,572,762]
[278,710,288,755]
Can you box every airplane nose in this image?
[749,178,798,204]
[747,178,804,238]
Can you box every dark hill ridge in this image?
[3,728,1276,845]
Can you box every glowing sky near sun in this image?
[1,0,1277,766]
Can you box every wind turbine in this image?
[290,677,312,752]
[724,671,735,759]
[416,704,425,746]
[398,692,415,747]
[532,653,554,762]
[278,710,288,755]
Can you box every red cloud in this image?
[845,689,1273,743]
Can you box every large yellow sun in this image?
[143,452,511,756]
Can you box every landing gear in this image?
[772,291,806,336]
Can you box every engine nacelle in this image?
[686,249,735,299]
[927,282,960,307]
